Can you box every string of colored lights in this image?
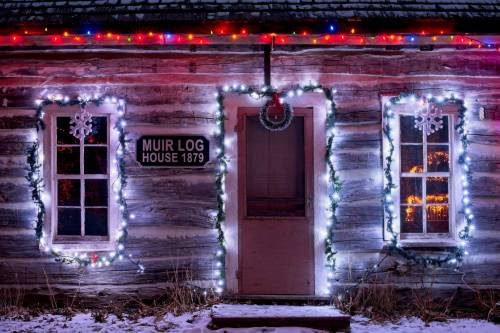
[1,31,499,49]
[213,83,340,295]
[382,92,473,268]
[28,94,144,272]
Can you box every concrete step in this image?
[211,304,350,332]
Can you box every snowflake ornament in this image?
[414,102,444,136]
[70,108,93,140]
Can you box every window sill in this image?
[49,239,115,252]
[399,238,459,249]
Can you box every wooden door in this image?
[238,108,314,295]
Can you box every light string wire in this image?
[213,82,341,295]
[28,94,144,272]
[383,92,473,268]
[2,31,498,50]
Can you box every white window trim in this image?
[382,98,462,247]
[41,103,120,252]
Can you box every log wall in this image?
[0,46,498,301]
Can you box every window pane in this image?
[85,208,108,236]
[246,116,305,217]
[85,179,108,206]
[58,208,81,235]
[84,147,107,174]
[426,177,448,203]
[400,177,422,205]
[401,206,423,233]
[57,147,80,174]
[401,145,423,173]
[428,116,449,143]
[427,205,449,233]
[84,117,107,145]
[427,145,449,172]
[57,179,80,206]
[400,116,422,143]
[56,117,79,145]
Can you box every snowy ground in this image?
[1,310,499,333]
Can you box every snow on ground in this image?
[0,310,499,333]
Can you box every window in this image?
[56,115,109,238]
[43,104,119,250]
[384,100,460,244]
[399,114,450,235]
[245,116,306,217]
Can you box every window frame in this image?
[41,103,120,252]
[382,98,462,247]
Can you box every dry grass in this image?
[1,264,497,325]
[332,261,500,323]
[334,280,499,323]
[127,267,219,320]
[0,265,219,325]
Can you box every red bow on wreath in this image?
[267,92,286,121]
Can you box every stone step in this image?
[211,304,350,332]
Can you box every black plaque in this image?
[136,135,209,167]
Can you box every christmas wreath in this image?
[259,93,294,131]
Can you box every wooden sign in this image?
[136,135,209,167]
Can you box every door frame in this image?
[222,92,329,296]
[237,107,315,295]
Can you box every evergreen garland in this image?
[382,92,473,268]
[27,95,144,272]
[214,83,340,294]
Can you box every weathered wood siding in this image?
[0,47,498,299]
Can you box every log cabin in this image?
[0,1,498,304]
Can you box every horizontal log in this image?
[332,226,382,242]
[272,50,499,77]
[0,85,219,108]
[125,110,214,127]
[124,160,216,178]
[0,156,28,177]
[332,238,385,252]
[335,109,381,124]
[333,264,500,286]
[0,207,34,229]
[0,134,33,156]
[467,237,500,254]
[126,235,218,258]
[336,205,383,227]
[471,176,500,199]
[468,131,500,146]
[469,152,500,174]
[126,102,215,118]
[0,114,36,129]
[0,234,219,259]
[339,178,383,203]
[127,200,215,228]
[333,131,381,150]
[0,52,262,76]
[0,257,216,286]
[1,50,497,78]
[334,152,381,171]
[125,175,217,202]
[0,181,31,203]
[472,204,500,231]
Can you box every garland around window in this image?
[28,94,144,272]
[383,92,473,268]
[213,83,341,295]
